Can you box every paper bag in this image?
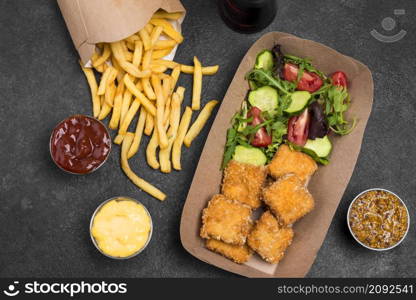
[57,0,186,64]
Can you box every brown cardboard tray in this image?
[180,32,374,278]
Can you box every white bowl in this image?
[347,188,410,251]
[90,196,153,259]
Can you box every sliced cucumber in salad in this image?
[284,91,311,114]
[248,86,279,115]
[303,135,332,158]
[233,145,267,166]
[255,50,274,71]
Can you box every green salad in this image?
[222,44,356,169]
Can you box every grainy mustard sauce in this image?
[349,190,408,249]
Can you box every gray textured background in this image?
[0,0,415,278]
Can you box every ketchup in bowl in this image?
[50,115,111,174]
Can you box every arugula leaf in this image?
[245,68,295,95]
[323,85,357,135]
[284,54,327,79]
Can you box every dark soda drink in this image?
[218,0,277,33]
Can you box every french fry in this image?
[151,64,168,73]
[106,67,118,87]
[97,66,112,96]
[90,51,100,65]
[151,59,178,69]
[127,107,147,159]
[146,128,160,169]
[139,29,152,51]
[142,49,153,71]
[111,56,125,82]
[136,79,144,90]
[120,89,132,125]
[77,12,221,202]
[126,41,135,51]
[163,96,171,126]
[192,56,202,110]
[172,106,193,170]
[120,60,150,78]
[104,82,116,106]
[169,93,181,132]
[94,63,106,73]
[79,62,100,118]
[110,41,125,62]
[92,44,111,67]
[176,86,185,104]
[122,133,166,201]
[153,40,177,50]
[180,64,219,75]
[125,34,140,44]
[109,81,125,129]
[119,98,140,134]
[141,77,156,100]
[170,65,181,91]
[152,48,173,60]
[152,10,183,20]
[150,26,163,46]
[149,18,184,43]
[184,100,219,147]
[124,74,157,116]
[144,113,154,136]
[144,23,154,35]
[159,92,182,172]
[151,75,169,149]
[162,77,171,100]
[114,134,124,145]
[120,40,131,61]
[132,40,143,67]
[98,101,113,120]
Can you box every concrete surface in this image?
[0,0,415,278]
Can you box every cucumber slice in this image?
[255,50,274,71]
[304,136,332,158]
[248,86,279,115]
[233,145,267,166]
[284,91,311,114]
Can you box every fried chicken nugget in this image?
[200,194,252,245]
[248,211,294,264]
[221,160,267,209]
[263,174,314,225]
[206,239,252,264]
[268,144,317,183]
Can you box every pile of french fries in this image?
[80,10,219,201]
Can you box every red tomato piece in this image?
[331,71,348,88]
[247,107,272,148]
[287,108,311,146]
[283,63,323,93]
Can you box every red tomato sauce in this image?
[50,115,111,174]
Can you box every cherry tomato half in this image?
[248,107,272,148]
[287,108,311,146]
[283,63,323,93]
[331,71,348,88]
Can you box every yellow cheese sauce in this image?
[91,198,151,258]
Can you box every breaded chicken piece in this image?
[268,144,317,183]
[200,194,252,245]
[248,211,294,264]
[263,174,314,225]
[206,239,252,264]
[221,160,267,209]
